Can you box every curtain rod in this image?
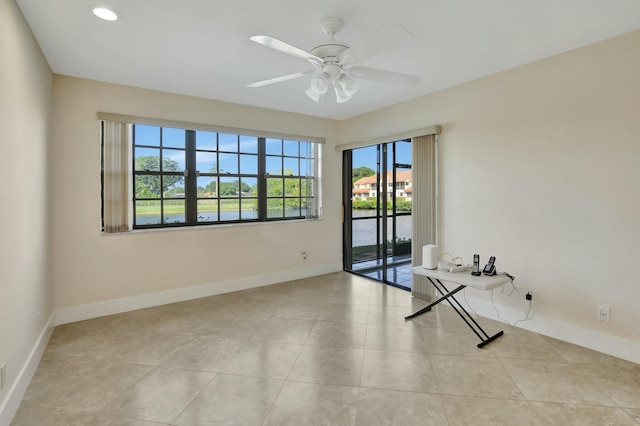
[335,125,441,152]
[97,112,326,145]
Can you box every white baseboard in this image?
[55,263,342,326]
[457,295,640,365]
[0,312,55,426]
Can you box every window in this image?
[101,118,321,232]
[133,126,188,226]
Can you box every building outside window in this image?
[352,170,412,201]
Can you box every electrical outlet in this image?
[525,292,533,302]
[301,251,307,262]
[1,362,6,390]
[597,306,610,322]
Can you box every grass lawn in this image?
[135,199,258,215]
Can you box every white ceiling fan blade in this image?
[339,26,413,64]
[247,70,316,88]
[350,66,419,88]
[250,35,323,66]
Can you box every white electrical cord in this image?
[438,252,465,269]
[490,276,535,326]
[462,288,480,320]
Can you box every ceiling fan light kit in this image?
[310,75,329,94]
[305,88,322,102]
[338,74,359,96]
[248,17,419,104]
[334,85,351,104]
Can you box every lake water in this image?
[351,211,411,247]
[135,209,306,225]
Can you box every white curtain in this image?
[411,134,438,301]
[102,121,131,233]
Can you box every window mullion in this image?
[185,130,197,225]
[159,132,165,224]
[257,137,266,220]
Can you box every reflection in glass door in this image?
[343,140,413,289]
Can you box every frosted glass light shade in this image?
[338,74,359,96]
[310,77,328,94]
[334,85,352,104]
[305,88,321,102]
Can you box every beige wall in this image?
[50,76,342,311]
[0,0,53,415]
[340,30,640,357]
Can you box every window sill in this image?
[100,216,322,236]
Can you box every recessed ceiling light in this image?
[92,7,119,21]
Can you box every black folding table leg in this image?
[404,284,466,320]
[421,278,505,348]
[430,279,490,340]
[477,331,504,348]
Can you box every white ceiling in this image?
[16,0,640,120]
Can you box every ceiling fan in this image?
[247,17,419,104]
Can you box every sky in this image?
[133,125,411,191]
[351,140,412,173]
[133,125,313,178]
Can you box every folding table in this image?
[407,266,512,348]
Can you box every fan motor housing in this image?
[310,42,349,64]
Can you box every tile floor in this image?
[358,262,413,289]
[351,255,413,289]
[11,272,640,425]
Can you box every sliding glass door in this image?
[343,140,413,289]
